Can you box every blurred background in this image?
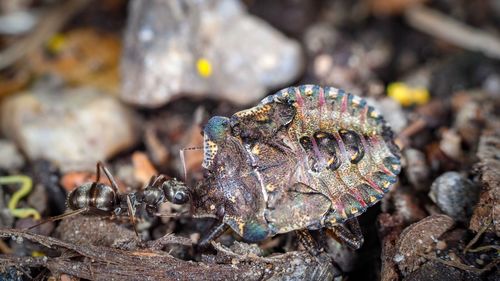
[0,0,499,280]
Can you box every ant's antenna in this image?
[28,208,89,230]
[179,147,203,181]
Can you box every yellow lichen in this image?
[196,58,213,78]
[387,82,430,107]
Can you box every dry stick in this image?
[0,0,90,70]
[463,220,492,253]
[0,228,337,281]
[419,253,500,275]
[405,5,500,59]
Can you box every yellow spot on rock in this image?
[387,82,430,107]
[47,33,66,53]
[196,58,213,78]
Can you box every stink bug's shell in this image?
[200,85,401,241]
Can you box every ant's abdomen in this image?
[67,183,116,212]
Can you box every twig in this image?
[464,220,492,253]
[405,5,500,59]
[419,253,498,275]
[0,228,337,280]
[0,0,90,70]
[467,245,500,253]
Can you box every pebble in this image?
[404,148,431,191]
[405,261,481,281]
[435,240,447,251]
[0,139,25,171]
[121,0,302,107]
[0,87,139,172]
[439,129,463,161]
[428,172,479,223]
[395,214,454,276]
[366,97,407,134]
[304,25,390,97]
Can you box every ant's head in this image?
[162,178,190,205]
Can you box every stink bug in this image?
[165,85,401,252]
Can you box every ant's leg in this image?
[98,161,119,193]
[197,222,229,250]
[150,174,167,187]
[296,229,323,256]
[327,218,364,250]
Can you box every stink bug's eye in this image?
[173,190,189,204]
[204,116,231,142]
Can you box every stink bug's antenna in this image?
[179,147,203,181]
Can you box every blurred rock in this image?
[429,172,479,223]
[121,0,302,107]
[0,10,36,35]
[366,97,407,134]
[404,261,481,281]
[247,0,319,36]
[29,28,121,94]
[404,148,430,191]
[470,130,500,236]
[438,129,463,161]
[395,214,454,276]
[55,216,138,250]
[0,139,25,171]
[369,0,428,16]
[29,159,66,215]
[393,186,427,224]
[303,25,390,97]
[0,87,139,172]
[451,91,484,148]
[326,237,358,273]
[378,213,404,281]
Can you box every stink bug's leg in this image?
[126,194,139,238]
[197,222,229,250]
[27,208,89,230]
[327,218,364,250]
[296,229,323,256]
[99,161,119,193]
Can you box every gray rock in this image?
[366,97,407,134]
[404,148,430,191]
[304,24,390,98]
[0,139,25,171]
[0,87,139,172]
[121,0,303,107]
[429,172,479,223]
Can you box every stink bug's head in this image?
[202,116,231,169]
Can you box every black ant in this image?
[29,161,190,236]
